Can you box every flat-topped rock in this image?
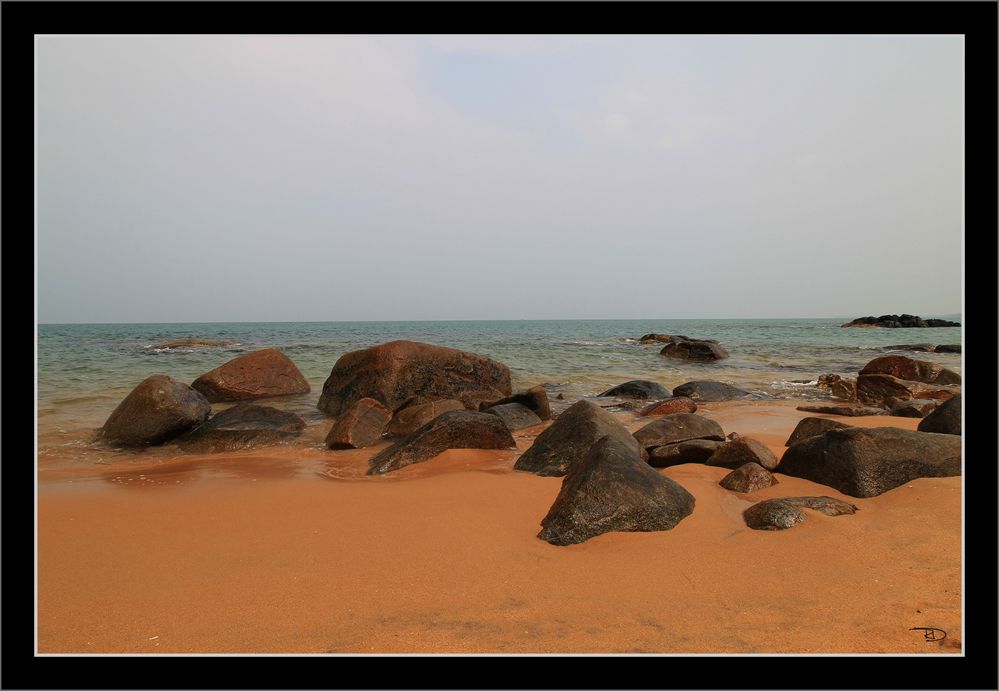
[639,397,698,416]
[785,417,852,446]
[659,336,729,362]
[705,437,778,471]
[192,348,310,402]
[633,413,726,450]
[719,463,779,493]
[917,395,961,435]
[648,439,722,467]
[100,375,211,447]
[744,496,858,530]
[325,397,391,449]
[859,355,961,386]
[181,404,305,453]
[796,404,886,417]
[598,380,672,400]
[672,381,756,402]
[483,402,543,431]
[841,315,960,328]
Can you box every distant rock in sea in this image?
[149,338,235,349]
[841,314,960,328]
[658,335,729,362]
[598,380,672,400]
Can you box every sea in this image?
[37,318,962,470]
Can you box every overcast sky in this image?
[37,35,963,323]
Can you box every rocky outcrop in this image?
[705,437,778,471]
[855,373,960,408]
[514,400,641,477]
[99,375,211,447]
[743,496,858,530]
[719,463,778,493]
[180,404,305,453]
[841,315,960,328]
[483,402,543,431]
[191,348,310,402]
[672,381,756,402]
[367,410,516,475]
[598,380,672,400]
[796,404,888,417]
[785,417,851,446]
[777,427,961,497]
[659,336,729,362]
[917,395,961,435]
[317,340,511,417]
[478,386,551,421]
[633,413,726,451]
[639,397,698,417]
[648,439,722,467]
[886,344,961,353]
[149,338,235,349]
[537,435,696,546]
[888,399,938,418]
[386,399,465,437]
[325,398,391,449]
[859,355,961,386]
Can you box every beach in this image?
[37,400,962,655]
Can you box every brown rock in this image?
[99,375,211,447]
[860,355,961,386]
[888,399,939,419]
[639,397,698,416]
[705,437,778,471]
[483,402,543,431]
[386,399,465,437]
[648,439,721,467]
[191,348,310,402]
[180,404,305,453]
[719,463,779,493]
[633,413,726,450]
[659,337,729,362]
[856,373,960,408]
[325,398,391,449]
[796,404,889,417]
[917,395,961,435]
[744,496,858,530]
[478,385,551,420]
[785,417,851,446]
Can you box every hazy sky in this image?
[37,35,963,323]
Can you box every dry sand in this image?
[37,401,962,654]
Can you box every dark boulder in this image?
[367,410,516,475]
[386,399,465,437]
[796,404,887,417]
[180,404,305,453]
[785,417,851,446]
[659,336,729,362]
[719,463,779,493]
[856,373,960,408]
[484,402,543,431]
[514,400,640,477]
[191,348,310,402]
[478,385,551,420]
[885,343,935,352]
[860,355,961,386]
[598,380,672,400]
[99,375,211,447]
[633,413,726,450]
[672,381,755,402]
[639,397,698,416]
[934,344,961,353]
[917,395,961,435]
[317,340,512,417]
[325,397,391,449]
[705,437,778,471]
[648,439,721,467]
[743,496,858,530]
[537,435,696,546]
[888,399,938,419]
[777,427,961,497]
[841,315,959,328]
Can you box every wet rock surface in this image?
[917,395,961,435]
[100,375,211,447]
[181,404,305,453]
[325,398,391,449]
[192,348,310,402]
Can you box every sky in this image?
[36,35,963,323]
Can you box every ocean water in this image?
[37,318,961,464]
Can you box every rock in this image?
[816,374,857,401]
[180,404,305,453]
[934,344,961,353]
[726,432,741,441]
[885,343,935,352]
[367,410,515,475]
[598,380,672,400]
[672,381,755,402]
[484,402,543,431]
[555,393,565,400]
[325,397,391,449]
[648,439,722,467]
[859,355,961,386]
[317,340,511,417]
[639,397,698,416]
[917,395,961,435]
[478,385,551,420]
[888,399,939,419]
[638,333,673,344]
[386,399,465,437]
[719,463,779,493]
[841,315,960,328]
[777,427,961,497]
[99,375,211,447]
[855,373,961,408]
[659,336,729,362]
[785,417,851,446]
[796,404,887,417]
[149,338,235,349]
[633,413,726,450]
[705,437,778,471]
[744,496,858,530]
[191,348,310,402]
[514,400,641,477]
[537,435,696,546]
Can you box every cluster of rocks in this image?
[841,314,960,328]
[885,343,961,353]
[637,333,729,362]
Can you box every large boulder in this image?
[659,336,729,362]
[514,400,640,477]
[537,435,696,546]
[386,399,465,437]
[917,395,961,435]
[855,373,960,408]
[483,402,543,431]
[672,381,755,402]
[648,439,721,467]
[325,397,391,449]
[99,375,211,447]
[317,340,511,417]
[180,404,305,453]
[633,413,725,450]
[705,437,778,471]
[639,397,698,416]
[785,417,851,446]
[478,385,551,420]
[743,496,858,530]
[367,410,515,475]
[859,355,961,386]
[888,399,938,418]
[719,463,779,493]
[934,344,961,353]
[598,380,672,400]
[777,427,961,497]
[191,348,310,402]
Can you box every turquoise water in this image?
[38,318,962,451]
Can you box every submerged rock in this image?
[181,404,305,453]
[719,463,779,493]
[785,417,852,446]
[659,336,729,362]
[917,395,961,435]
[743,496,858,530]
[638,333,672,344]
[672,381,755,402]
[537,435,696,546]
[191,348,310,402]
[483,402,543,431]
[633,413,726,450]
[325,397,391,449]
[317,340,511,417]
[368,410,515,475]
[598,380,672,400]
[705,437,778,471]
[478,385,551,421]
[100,375,211,447]
[386,399,465,437]
[639,397,698,417]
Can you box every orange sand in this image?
[37,402,961,654]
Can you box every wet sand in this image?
[37,402,962,654]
